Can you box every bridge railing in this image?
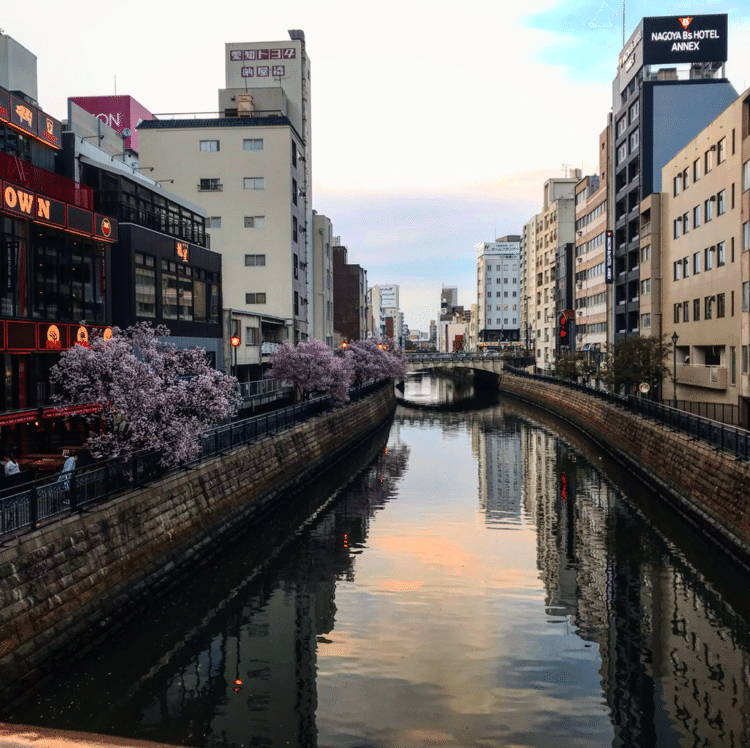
[0,379,391,540]
[503,365,750,461]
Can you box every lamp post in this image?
[671,331,679,408]
[230,335,240,379]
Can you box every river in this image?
[5,374,750,747]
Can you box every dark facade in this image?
[611,13,737,339]
[0,79,118,453]
[333,245,366,342]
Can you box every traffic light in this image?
[558,314,568,345]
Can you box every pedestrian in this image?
[56,454,77,504]
[4,452,20,489]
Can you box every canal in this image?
[6,374,750,747]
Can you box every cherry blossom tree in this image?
[344,338,407,386]
[266,340,353,405]
[49,322,240,466]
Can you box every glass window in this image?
[744,281,750,312]
[743,160,750,191]
[683,300,689,322]
[673,175,681,196]
[243,139,264,150]
[178,276,193,320]
[694,298,700,321]
[705,246,714,270]
[243,177,264,190]
[683,212,689,233]
[161,273,178,319]
[199,140,219,152]
[207,217,221,228]
[717,292,726,318]
[244,216,265,228]
[193,281,206,322]
[717,190,726,215]
[718,137,726,164]
[135,267,156,318]
[641,245,651,262]
[210,284,219,323]
[718,241,726,266]
[673,261,681,280]
[693,205,701,228]
[245,293,266,304]
[705,295,714,319]
[674,303,680,323]
[693,158,701,182]
[673,219,681,239]
[199,178,221,191]
[641,313,651,328]
[244,254,266,266]
[705,149,713,173]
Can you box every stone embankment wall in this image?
[0,386,396,703]
[498,373,750,568]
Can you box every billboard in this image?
[69,95,153,152]
[642,15,727,66]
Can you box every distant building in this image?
[476,236,521,345]
[333,245,367,342]
[312,212,335,348]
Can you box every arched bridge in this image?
[406,353,505,375]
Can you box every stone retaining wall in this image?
[0,385,396,703]
[498,373,750,568]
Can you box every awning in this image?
[0,410,36,427]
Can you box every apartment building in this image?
[520,217,537,350]
[611,13,737,340]
[532,177,578,369]
[660,88,750,420]
[476,237,521,344]
[312,212,334,348]
[333,245,367,343]
[138,31,313,360]
[574,123,611,356]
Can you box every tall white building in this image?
[476,237,521,344]
[369,284,400,340]
[138,31,314,376]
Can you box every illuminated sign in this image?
[0,87,62,149]
[642,14,727,65]
[42,402,102,419]
[229,47,296,61]
[75,326,90,347]
[176,241,189,263]
[102,327,113,340]
[605,230,614,284]
[46,324,62,350]
[2,183,35,217]
[0,410,36,427]
[94,214,118,242]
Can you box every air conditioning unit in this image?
[237,93,254,117]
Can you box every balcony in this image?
[0,150,93,208]
[676,364,727,390]
[640,222,651,238]
[261,342,282,356]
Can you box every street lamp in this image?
[230,335,241,379]
[671,330,679,409]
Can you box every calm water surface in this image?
[7,375,750,748]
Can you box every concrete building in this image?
[611,13,737,340]
[475,237,521,345]
[438,286,461,352]
[332,245,367,343]
[369,284,400,342]
[520,216,537,350]
[574,123,611,358]
[138,31,313,365]
[660,88,749,421]
[312,212,334,348]
[531,176,579,370]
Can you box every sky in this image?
[4,0,750,332]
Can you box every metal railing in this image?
[502,366,750,461]
[0,379,390,540]
[238,379,293,400]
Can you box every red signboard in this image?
[42,402,102,419]
[0,87,62,150]
[38,323,70,351]
[0,410,36,427]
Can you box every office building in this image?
[476,237,521,345]
[612,13,737,339]
[332,244,367,343]
[312,212,334,348]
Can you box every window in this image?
[293,253,298,279]
[245,327,259,346]
[744,160,750,190]
[682,300,689,322]
[673,175,682,196]
[717,137,726,164]
[743,345,749,375]
[693,251,701,274]
[641,313,651,329]
[693,158,701,182]
[630,130,639,151]
[718,241,726,266]
[243,177,264,190]
[616,115,627,137]
[731,347,737,386]
[683,257,689,278]
[641,245,651,262]
[640,278,651,294]
[718,190,726,215]
[161,269,177,320]
[745,221,750,251]
[705,149,713,173]
[244,216,265,228]
[673,261,681,280]
[617,142,628,164]
[693,205,701,228]
[705,198,713,223]
[292,178,298,206]
[178,270,193,321]
[245,293,266,304]
[206,216,221,228]
[243,138,264,150]
[199,178,222,191]
[744,281,750,312]
[294,291,299,316]
[293,215,298,243]
[199,140,219,152]
[683,212,690,233]
[134,260,156,318]
[683,168,690,190]
[717,292,726,318]
[705,246,714,270]
[693,298,700,321]
[244,254,266,266]
[629,100,639,122]
[674,303,680,323]
[673,218,681,239]
[705,295,714,319]
[291,140,297,166]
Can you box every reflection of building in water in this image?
[472,408,523,523]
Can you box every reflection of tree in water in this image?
[504,398,750,748]
[6,420,411,748]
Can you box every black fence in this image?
[0,379,390,540]
[503,366,750,462]
[670,399,741,427]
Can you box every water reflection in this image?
[7,377,750,748]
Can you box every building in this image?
[660,87,749,421]
[531,176,579,369]
[312,212,334,348]
[369,284,400,342]
[138,31,313,367]
[332,244,367,343]
[0,34,118,450]
[574,122,611,358]
[63,100,224,370]
[438,286,462,352]
[366,286,385,338]
[612,13,737,340]
[475,237,521,345]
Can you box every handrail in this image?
[0,379,390,540]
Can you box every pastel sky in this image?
[4,0,750,332]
